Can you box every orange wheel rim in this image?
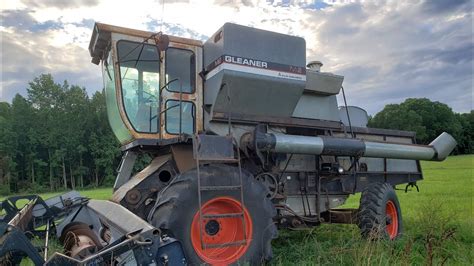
[191,197,252,265]
[385,200,398,239]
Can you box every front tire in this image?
[150,164,277,265]
[357,182,403,240]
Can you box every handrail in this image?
[158,78,179,140]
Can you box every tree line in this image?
[368,98,473,154]
[0,74,121,194]
[0,74,472,195]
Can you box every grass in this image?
[3,155,472,265]
[272,154,473,265]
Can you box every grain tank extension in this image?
[28,22,453,265]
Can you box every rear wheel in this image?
[151,164,277,265]
[357,182,403,240]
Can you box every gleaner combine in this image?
[0,23,457,265]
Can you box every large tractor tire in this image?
[357,182,403,240]
[150,164,277,265]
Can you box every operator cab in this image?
[89,23,203,149]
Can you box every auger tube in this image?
[256,131,457,161]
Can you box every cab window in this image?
[117,40,160,133]
[165,48,195,93]
[165,100,195,135]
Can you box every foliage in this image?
[0,74,121,194]
[368,98,471,154]
[0,74,472,193]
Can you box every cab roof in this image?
[89,22,203,65]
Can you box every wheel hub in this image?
[205,219,220,236]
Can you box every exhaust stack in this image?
[256,130,456,161]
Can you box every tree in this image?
[10,95,35,188]
[368,103,427,141]
[62,85,90,189]
[369,98,463,147]
[27,74,66,190]
[0,102,14,192]
[454,111,474,154]
[88,91,120,186]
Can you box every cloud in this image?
[1,0,472,115]
[1,9,63,32]
[20,0,99,9]
[421,0,471,14]
[214,0,257,7]
[145,19,209,40]
[0,11,101,101]
[308,1,473,114]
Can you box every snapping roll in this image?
[255,131,456,161]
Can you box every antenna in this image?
[160,0,165,32]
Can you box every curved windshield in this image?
[117,40,160,133]
[102,52,133,144]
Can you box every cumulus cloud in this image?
[0,8,101,100]
[0,0,472,114]
[298,1,473,113]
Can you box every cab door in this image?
[160,42,202,139]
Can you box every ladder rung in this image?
[200,185,241,191]
[203,240,247,249]
[203,212,244,219]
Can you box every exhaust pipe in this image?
[255,130,456,161]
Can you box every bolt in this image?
[162,255,169,264]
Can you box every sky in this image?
[0,0,472,114]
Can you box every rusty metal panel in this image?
[94,22,202,47]
[170,144,195,173]
[87,200,156,234]
[7,198,37,231]
[112,154,171,203]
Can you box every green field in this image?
[272,155,473,265]
[4,155,473,265]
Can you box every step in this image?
[202,212,244,219]
[203,240,247,249]
[194,134,235,161]
[200,185,241,191]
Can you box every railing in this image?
[157,78,187,141]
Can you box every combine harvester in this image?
[0,23,456,265]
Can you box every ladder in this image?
[193,134,247,249]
